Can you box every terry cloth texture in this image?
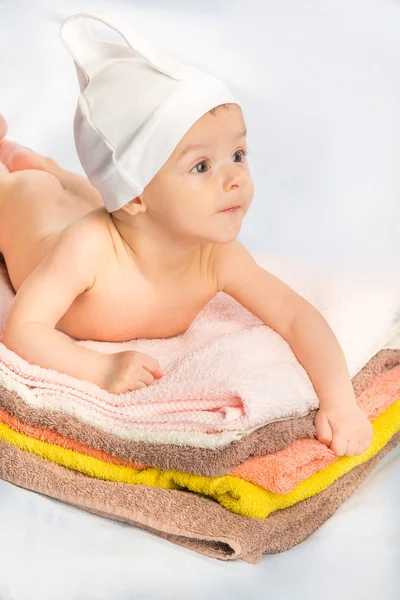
[0,398,399,519]
[0,433,397,563]
[0,349,397,476]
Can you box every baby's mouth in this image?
[219,205,241,213]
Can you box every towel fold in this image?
[0,407,148,469]
[1,354,399,498]
[1,256,399,447]
[230,362,400,492]
[0,433,398,563]
[0,398,399,518]
[0,349,398,476]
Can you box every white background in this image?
[1,0,400,267]
[0,1,399,598]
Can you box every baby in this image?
[0,13,372,458]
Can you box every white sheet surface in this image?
[0,0,399,598]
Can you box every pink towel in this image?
[0,256,399,448]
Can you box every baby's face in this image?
[141,104,254,244]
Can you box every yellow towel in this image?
[0,399,399,519]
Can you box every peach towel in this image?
[230,363,400,492]
[0,407,148,470]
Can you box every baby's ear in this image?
[122,195,147,217]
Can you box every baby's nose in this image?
[223,166,247,192]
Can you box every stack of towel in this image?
[0,254,399,563]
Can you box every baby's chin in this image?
[200,219,244,245]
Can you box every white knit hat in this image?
[60,12,238,212]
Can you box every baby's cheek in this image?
[246,178,255,202]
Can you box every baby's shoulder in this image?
[212,241,254,291]
[54,208,116,265]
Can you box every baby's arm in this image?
[1,223,161,392]
[215,241,373,457]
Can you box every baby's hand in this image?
[95,350,163,394]
[315,403,373,457]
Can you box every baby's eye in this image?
[190,150,247,174]
[190,160,210,174]
[233,149,247,163]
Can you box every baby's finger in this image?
[345,439,359,457]
[138,369,154,387]
[330,433,348,457]
[356,439,372,455]
[111,379,145,393]
[140,353,163,377]
[133,381,147,391]
[315,414,333,446]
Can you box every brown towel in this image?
[0,348,398,477]
[0,432,398,563]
